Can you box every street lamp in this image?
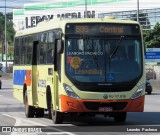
[85,0,87,18]
[5,0,8,73]
[137,0,139,22]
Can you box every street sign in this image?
[145,48,160,62]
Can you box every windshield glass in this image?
[65,37,142,83]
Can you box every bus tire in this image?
[46,87,52,119]
[24,91,35,118]
[114,112,127,122]
[48,109,52,119]
[35,108,44,117]
[51,103,63,124]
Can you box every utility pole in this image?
[137,0,139,22]
[5,0,8,73]
[85,0,87,18]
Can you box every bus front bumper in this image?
[60,95,145,112]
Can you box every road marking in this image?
[2,114,75,135]
[47,132,75,135]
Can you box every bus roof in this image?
[15,17,140,37]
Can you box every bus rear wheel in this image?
[51,104,63,124]
[25,91,35,118]
[114,112,127,122]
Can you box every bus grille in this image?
[83,102,127,111]
[75,85,135,92]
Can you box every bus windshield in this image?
[65,36,142,83]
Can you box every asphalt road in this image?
[0,79,160,135]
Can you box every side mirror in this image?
[57,40,64,54]
[0,75,1,77]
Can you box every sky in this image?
[1,0,160,13]
[0,0,59,13]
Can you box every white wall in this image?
[13,0,160,31]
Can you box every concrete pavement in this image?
[151,80,160,93]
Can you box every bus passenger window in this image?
[39,33,47,64]
[26,36,33,65]
[47,32,54,64]
[14,38,20,65]
[39,45,44,64]
[21,38,27,65]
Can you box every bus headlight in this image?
[131,85,144,99]
[63,84,79,99]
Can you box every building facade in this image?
[99,8,160,30]
[13,0,160,31]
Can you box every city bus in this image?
[13,17,145,124]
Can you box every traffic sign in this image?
[145,48,160,62]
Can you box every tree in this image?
[0,12,15,45]
[0,15,5,42]
[143,22,160,48]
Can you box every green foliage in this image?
[0,15,5,41]
[0,12,15,45]
[143,22,160,48]
[7,51,14,60]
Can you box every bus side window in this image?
[26,36,33,65]
[14,38,20,65]
[21,38,27,65]
[39,33,47,64]
[47,32,55,64]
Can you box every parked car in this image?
[145,79,152,95]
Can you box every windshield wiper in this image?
[109,36,124,59]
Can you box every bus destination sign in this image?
[66,23,140,35]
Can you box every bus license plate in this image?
[98,107,113,112]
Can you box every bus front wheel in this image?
[51,104,63,124]
[25,91,35,118]
[114,112,127,122]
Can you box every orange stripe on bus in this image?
[24,70,32,86]
[60,95,144,112]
